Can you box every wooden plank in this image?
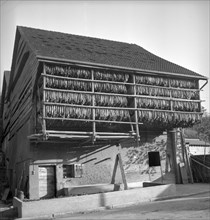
[44,116,143,125]
[43,101,202,113]
[111,154,119,184]
[38,56,206,80]
[1,188,10,201]
[9,99,32,130]
[44,101,136,110]
[42,63,47,136]
[111,153,128,190]
[180,129,186,164]
[10,53,35,103]
[44,86,132,98]
[117,153,128,190]
[47,130,136,135]
[44,87,202,102]
[91,70,96,143]
[9,53,38,107]
[133,75,140,146]
[169,129,181,184]
[9,107,32,140]
[184,143,194,184]
[42,73,199,91]
[10,86,32,119]
[5,53,39,138]
[42,72,134,86]
[179,163,188,184]
[3,40,38,138]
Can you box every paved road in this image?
[56,193,210,220]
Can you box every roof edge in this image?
[17,26,38,57]
[37,55,208,80]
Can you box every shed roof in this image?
[18,26,206,79]
[185,138,210,147]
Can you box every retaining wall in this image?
[13,183,176,218]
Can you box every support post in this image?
[168,129,181,184]
[42,63,47,139]
[133,75,140,146]
[91,70,96,143]
[111,153,128,190]
[169,79,173,111]
[180,128,186,164]
[185,142,194,183]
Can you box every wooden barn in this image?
[1,26,208,200]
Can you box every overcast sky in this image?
[0,0,209,112]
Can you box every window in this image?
[63,164,83,178]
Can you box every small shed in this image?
[185,138,210,155]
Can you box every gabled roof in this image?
[18,26,206,79]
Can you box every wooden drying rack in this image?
[28,62,202,145]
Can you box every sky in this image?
[0,0,209,112]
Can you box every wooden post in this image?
[111,153,128,190]
[160,166,164,183]
[169,79,173,111]
[133,75,140,146]
[185,142,194,183]
[168,129,181,184]
[91,70,96,143]
[197,80,201,113]
[179,128,190,183]
[42,63,47,139]
[111,155,118,184]
[180,129,186,164]
[118,153,128,190]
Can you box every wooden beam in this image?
[169,129,181,184]
[46,130,137,136]
[118,153,128,190]
[111,153,128,190]
[42,63,47,138]
[184,142,194,184]
[133,75,140,146]
[42,73,134,86]
[43,102,203,115]
[37,56,207,80]
[169,78,173,111]
[44,87,202,102]
[28,133,135,141]
[44,117,143,125]
[42,73,200,92]
[91,70,96,143]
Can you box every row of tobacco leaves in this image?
[43,65,201,128]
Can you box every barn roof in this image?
[18,26,206,79]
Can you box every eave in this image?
[36,55,208,81]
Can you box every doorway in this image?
[38,166,56,199]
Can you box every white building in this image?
[185,139,210,155]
